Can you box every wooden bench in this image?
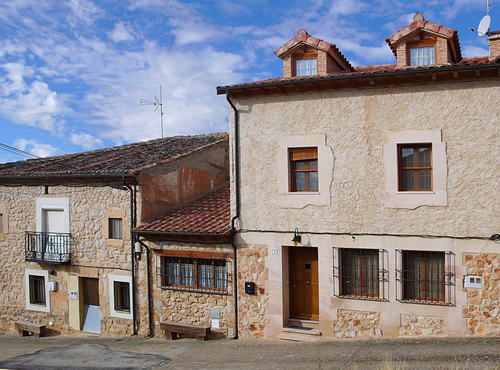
[160,321,210,341]
[15,321,46,338]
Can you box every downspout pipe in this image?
[123,179,137,336]
[226,90,240,340]
[136,238,153,337]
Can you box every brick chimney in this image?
[488,31,500,60]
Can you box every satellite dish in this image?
[478,14,491,36]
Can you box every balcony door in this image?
[42,209,64,260]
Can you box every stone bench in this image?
[15,321,46,338]
[160,321,210,341]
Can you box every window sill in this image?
[335,295,388,302]
[160,285,229,295]
[398,299,452,306]
[385,190,447,209]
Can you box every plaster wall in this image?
[229,80,500,238]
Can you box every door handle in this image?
[293,285,296,289]
[307,281,310,284]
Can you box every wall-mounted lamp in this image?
[491,234,500,242]
[134,241,142,260]
[292,228,302,246]
[48,269,55,275]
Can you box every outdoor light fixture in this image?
[491,234,500,242]
[292,228,301,246]
[134,241,142,260]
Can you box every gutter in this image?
[226,91,240,340]
[123,178,138,336]
[136,238,153,337]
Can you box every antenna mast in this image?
[140,86,164,138]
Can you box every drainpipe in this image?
[123,179,137,336]
[136,238,153,337]
[226,91,240,340]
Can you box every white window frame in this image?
[384,130,447,209]
[277,134,333,208]
[109,274,133,320]
[25,269,50,312]
[36,198,70,233]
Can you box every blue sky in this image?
[0,0,495,163]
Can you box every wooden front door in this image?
[289,247,319,320]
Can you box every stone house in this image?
[217,14,500,339]
[0,133,230,337]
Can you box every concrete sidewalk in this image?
[1,334,500,369]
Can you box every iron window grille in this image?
[25,231,71,264]
[29,275,46,306]
[113,281,130,313]
[396,249,455,306]
[156,255,229,294]
[333,247,389,301]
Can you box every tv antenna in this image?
[470,0,492,37]
[140,86,164,138]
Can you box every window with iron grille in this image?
[113,281,130,313]
[0,214,3,233]
[29,275,46,306]
[157,255,228,294]
[109,218,122,239]
[396,250,455,305]
[333,248,388,301]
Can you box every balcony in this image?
[25,232,71,264]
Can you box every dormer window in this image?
[410,46,435,66]
[296,58,317,76]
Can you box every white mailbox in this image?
[68,290,79,300]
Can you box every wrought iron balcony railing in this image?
[25,231,71,264]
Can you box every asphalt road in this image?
[1,334,500,369]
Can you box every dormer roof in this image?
[274,29,354,72]
[385,13,462,63]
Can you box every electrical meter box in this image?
[464,276,483,289]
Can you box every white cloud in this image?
[69,132,103,150]
[462,45,489,58]
[0,64,69,133]
[14,139,63,158]
[65,0,103,26]
[169,19,224,45]
[328,0,368,16]
[109,22,135,43]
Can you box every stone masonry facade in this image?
[237,244,269,338]
[148,241,234,338]
[463,253,500,336]
[334,309,382,338]
[399,315,446,337]
[0,185,134,336]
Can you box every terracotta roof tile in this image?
[0,133,228,180]
[217,57,496,92]
[135,185,230,235]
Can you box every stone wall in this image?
[237,244,269,338]
[334,309,382,338]
[463,253,500,336]
[146,241,234,338]
[399,315,446,337]
[0,184,134,336]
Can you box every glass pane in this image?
[114,281,130,312]
[109,218,122,239]
[303,59,310,69]
[410,48,418,58]
[198,263,212,288]
[401,170,414,190]
[401,148,414,167]
[310,58,317,68]
[294,161,305,170]
[427,46,434,57]
[294,172,305,191]
[418,147,431,166]
[419,47,425,58]
[309,172,318,191]
[30,275,45,305]
[419,169,432,190]
[0,214,3,232]
[181,261,195,286]
[308,159,318,170]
